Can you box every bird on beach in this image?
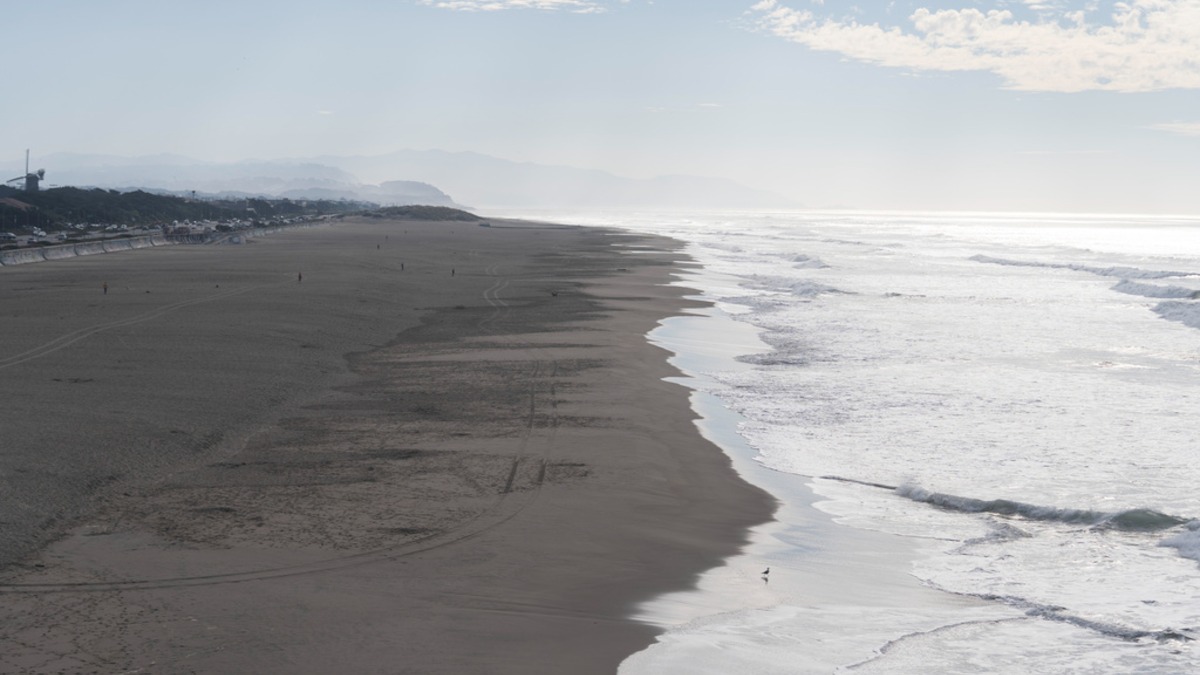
[761,567,770,583]
[762,567,770,576]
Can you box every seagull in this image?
[761,567,770,578]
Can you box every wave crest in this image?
[970,255,1191,279]
[1112,279,1200,299]
[895,484,1187,532]
[1153,301,1200,329]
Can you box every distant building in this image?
[23,171,41,193]
[5,169,43,193]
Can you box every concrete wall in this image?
[41,246,77,261]
[0,248,50,266]
[0,235,170,267]
[72,241,109,257]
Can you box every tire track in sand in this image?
[0,283,282,372]
[0,265,559,594]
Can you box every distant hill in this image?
[30,155,459,208]
[0,185,370,229]
[45,156,358,193]
[312,149,797,209]
[365,205,481,221]
[15,150,796,211]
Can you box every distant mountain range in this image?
[10,150,795,210]
[308,149,795,209]
[26,155,455,207]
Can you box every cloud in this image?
[1148,121,1200,136]
[419,0,608,11]
[1020,0,1064,11]
[750,0,1200,93]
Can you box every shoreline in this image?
[0,216,774,672]
[618,255,1010,673]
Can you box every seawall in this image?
[0,222,320,267]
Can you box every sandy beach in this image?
[0,216,774,673]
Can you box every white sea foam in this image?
[970,254,1194,279]
[505,209,1200,673]
[1160,521,1200,563]
[790,254,828,269]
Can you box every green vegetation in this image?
[0,185,371,231]
[364,205,481,221]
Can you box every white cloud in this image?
[419,0,608,11]
[1148,121,1200,136]
[1021,0,1064,11]
[750,0,1200,93]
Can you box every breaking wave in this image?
[1160,522,1200,564]
[1112,279,1200,299]
[970,255,1192,279]
[742,275,848,298]
[980,595,1195,643]
[896,484,1188,532]
[1153,301,1200,329]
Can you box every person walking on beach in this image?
[298,272,303,283]
[102,282,108,295]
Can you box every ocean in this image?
[515,209,1200,672]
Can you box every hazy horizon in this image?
[7,1,1200,213]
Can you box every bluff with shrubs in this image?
[0,185,371,230]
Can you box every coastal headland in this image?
[0,216,773,673]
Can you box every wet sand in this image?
[0,217,774,673]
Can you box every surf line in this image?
[819,475,896,490]
[819,476,1190,532]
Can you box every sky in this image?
[5,0,1200,212]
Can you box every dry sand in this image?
[0,216,774,673]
